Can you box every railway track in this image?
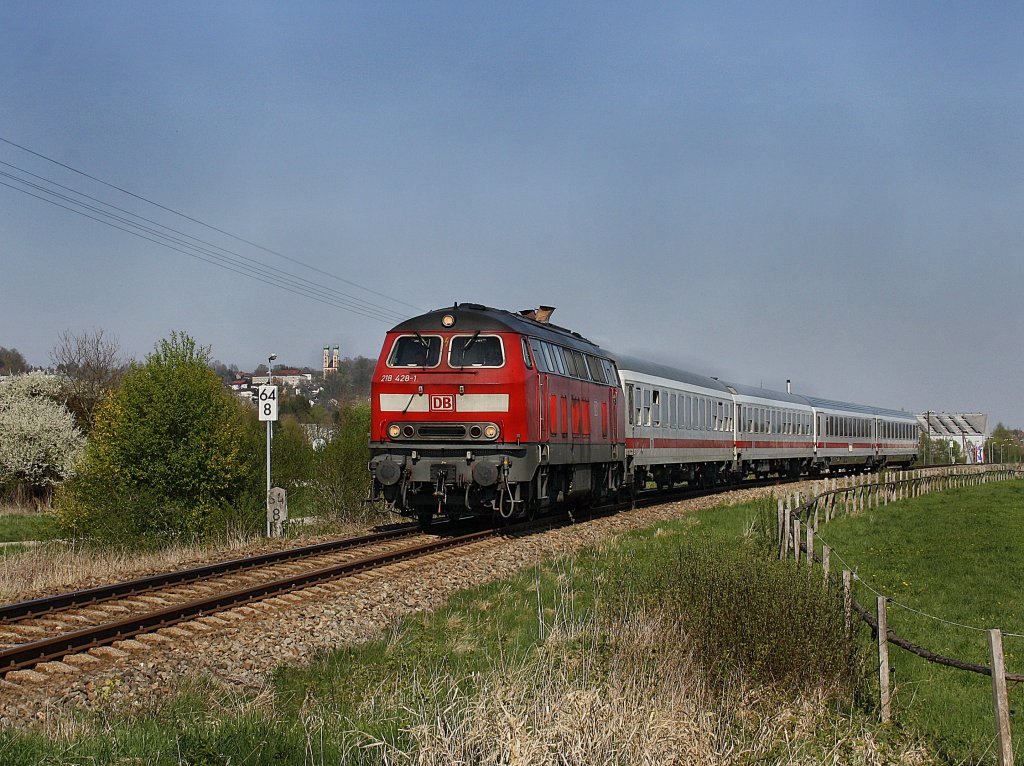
[0,472,839,678]
[0,514,588,677]
[0,524,442,675]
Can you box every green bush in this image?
[265,415,316,515]
[607,533,859,695]
[311,402,378,522]
[56,332,262,544]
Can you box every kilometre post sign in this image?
[258,385,279,421]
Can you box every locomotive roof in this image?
[390,303,608,354]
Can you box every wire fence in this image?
[775,464,1024,765]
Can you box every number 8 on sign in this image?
[258,385,279,421]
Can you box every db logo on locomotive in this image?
[429,394,455,412]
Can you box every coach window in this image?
[626,384,635,425]
[652,390,661,427]
[388,335,442,368]
[643,388,652,426]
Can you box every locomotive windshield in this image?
[388,335,442,367]
[449,335,504,367]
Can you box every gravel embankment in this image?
[0,482,809,729]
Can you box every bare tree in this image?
[51,328,128,429]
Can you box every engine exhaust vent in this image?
[519,305,556,323]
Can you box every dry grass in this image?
[354,612,932,766]
[0,499,46,517]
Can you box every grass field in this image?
[0,510,56,543]
[0,494,935,765]
[816,479,1024,764]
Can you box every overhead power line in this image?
[0,161,405,323]
[0,176,403,323]
[0,135,425,320]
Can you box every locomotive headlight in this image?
[387,424,401,439]
[441,314,456,327]
[483,424,499,440]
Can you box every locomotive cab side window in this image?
[449,335,504,367]
[388,335,442,367]
[521,337,533,369]
[529,339,548,372]
[585,355,605,383]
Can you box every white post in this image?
[265,420,272,537]
[878,596,891,722]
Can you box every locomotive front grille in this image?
[418,424,468,438]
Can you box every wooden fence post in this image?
[822,543,831,582]
[792,518,801,564]
[988,629,1014,766]
[777,498,785,560]
[806,525,814,569]
[784,495,792,557]
[877,596,891,722]
[843,569,852,635]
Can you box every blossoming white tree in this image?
[0,372,85,503]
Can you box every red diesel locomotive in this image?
[368,303,626,524]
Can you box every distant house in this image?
[229,375,257,402]
[918,411,988,463]
[250,369,313,391]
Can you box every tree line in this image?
[0,330,379,545]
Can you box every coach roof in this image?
[390,303,607,354]
[612,355,731,394]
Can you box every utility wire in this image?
[0,135,425,315]
[817,527,1024,639]
[0,162,405,323]
[0,177,400,323]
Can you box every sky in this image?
[2,2,1022,427]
